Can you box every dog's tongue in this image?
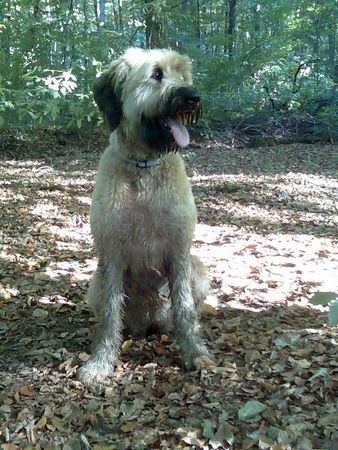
[167,117,190,148]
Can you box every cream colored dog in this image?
[78,48,214,390]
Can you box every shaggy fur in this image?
[77,48,214,390]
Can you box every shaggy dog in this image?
[78,48,214,390]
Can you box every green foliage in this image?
[1,68,100,130]
[0,0,336,139]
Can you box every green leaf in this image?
[50,104,59,121]
[202,420,215,440]
[309,292,338,306]
[309,367,328,382]
[28,111,38,120]
[51,90,60,99]
[4,100,14,109]
[328,300,338,326]
[273,331,299,348]
[238,400,266,420]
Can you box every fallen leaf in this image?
[238,400,266,420]
[202,303,220,316]
[32,308,49,319]
[36,415,47,429]
[309,292,337,305]
[121,421,137,433]
[121,339,134,352]
[18,385,34,396]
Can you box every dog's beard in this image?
[139,116,175,154]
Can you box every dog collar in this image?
[125,157,163,168]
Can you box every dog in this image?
[77,48,214,390]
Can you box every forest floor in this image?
[0,133,337,450]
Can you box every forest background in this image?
[0,0,336,144]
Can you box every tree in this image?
[0,0,335,140]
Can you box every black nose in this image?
[177,87,201,103]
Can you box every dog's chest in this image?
[110,170,195,246]
[124,177,193,238]
[91,161,197,262]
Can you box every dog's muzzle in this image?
[165,87,202,148]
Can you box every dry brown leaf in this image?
[36,415,47,429]
[78,352,90,362]
[121,421,137,433]
[18,384,35,396]
[202,303,219,316]
[183,384,202,396]
[121,339,134,352]
[0,445,20,450]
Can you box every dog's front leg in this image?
[170,258,215,371]
[78,263,124,391]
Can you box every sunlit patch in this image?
[38,295,76,306]
[45,258,95,281]
[31,202,61,218]
[77,196,91,205]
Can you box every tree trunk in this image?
[328,27,336,82]
[28,0,40,52]
[83,0,88,23]
[62,0,74,69]
[99,0,105,21]
[226,0,236,59]
[93,0,99,29]
[144,0,164,49]
[196,0,201,47]
[118,0,123,30]
[252,3,260,46]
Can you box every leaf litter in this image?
[0,142,337,449]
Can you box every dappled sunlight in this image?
[191,167,337,237]
[31,201,64,219]
[1,149,336,317]
[192,171,336,213]
[44,257,95,283]
[185,144,337,177]
[0,145,336,450]
[193,223,336,316]
[0,158,94,314]
[48,223,91,244]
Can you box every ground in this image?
[0,134,337,450]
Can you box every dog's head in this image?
[93,48,201,153]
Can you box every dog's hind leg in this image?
[170,255,215,371]
[190,254,209,311]
[78,261,124,391]
[87,266,104,319]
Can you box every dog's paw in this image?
[77,360,114,394]
[193,354,216,370]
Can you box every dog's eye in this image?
[152,68,163,81]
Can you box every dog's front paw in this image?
[193,354,216,370]
[77,359,114,393]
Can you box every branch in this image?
[292,62,306,93]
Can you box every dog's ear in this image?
[93,59,129,131]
